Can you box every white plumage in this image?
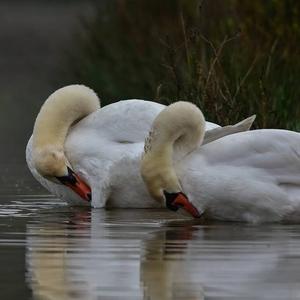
[26,96,223,208]
[181,129,300,222]
[27,85,300,223]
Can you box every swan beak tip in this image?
[71,175,92,202]
[165,191,201,218]
[57,168,92,202]
[177,197,201,218]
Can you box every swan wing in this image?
[203,115,256,145]
[183,129,300,222]
[200,129,300,172]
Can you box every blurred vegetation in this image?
[64,0,300,129]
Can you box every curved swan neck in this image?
[33,85,100,151]
[141,101,205,199]
[32,85,100,177]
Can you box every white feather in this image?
[27,85,272,222]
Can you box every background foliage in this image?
[65,0,300,129]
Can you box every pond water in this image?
[1,164,300,300]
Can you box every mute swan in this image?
[141,102,300,222]
[26,85,254,209]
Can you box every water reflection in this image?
[141,228,204,300]
[26,209,203,300]
[25,207,300,300]
[2,164,300,300]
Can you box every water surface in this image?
[1,164,300,300]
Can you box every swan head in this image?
[34,146,91,202]
[141,154,201,218]
[34,147,67,177]
[30,85,100,203]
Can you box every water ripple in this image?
[1,164,300,299]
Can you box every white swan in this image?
[141,101,300,222]
[26,85,254,208]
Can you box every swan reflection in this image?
[26,208,300,299]
[26,209,204,300]
[140,228,204,300]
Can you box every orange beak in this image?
[65,173,91,202]
[164,191,201,218]
[56,167,91,202]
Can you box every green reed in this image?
[64,0,300,130]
